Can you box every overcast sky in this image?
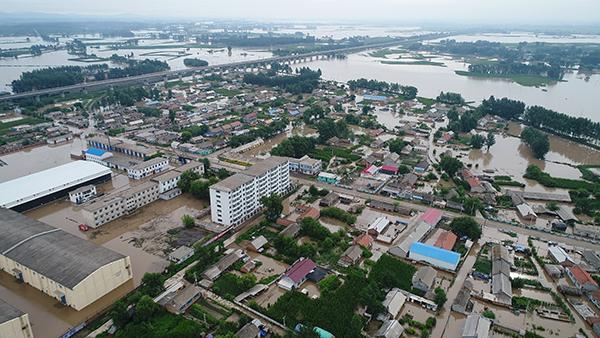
[4,0,600,24]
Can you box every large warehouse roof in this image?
[0,160,112,209]
[0,208,126,289]
[0,299,24,324]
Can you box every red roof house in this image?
[419,208,444,227]
[434,230,457,251]
[277,258,317,290]
[354,233,374,249]
[567,265,599,292]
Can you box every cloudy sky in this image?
[4,0,600,24]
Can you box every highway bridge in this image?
[0,38,419,103]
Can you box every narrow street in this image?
[430,242,479,338]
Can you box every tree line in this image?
[12,59,169,93]
[183,58,209,67]
[347,78,418,100]
[243,67,321,94]
[467,61,562,80]
[521,126,550,159]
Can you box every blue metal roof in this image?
[410,242,460,265]
[363,94,388,101]
[85,147,106,156]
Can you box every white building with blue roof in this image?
[409,242,460,271]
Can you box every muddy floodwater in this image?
[0,137,86,182]
[2,171,208,338]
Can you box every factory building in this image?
[0,208,132,311]
[0,299,33,338]
[0,161,112,212]
[87,135,157,160]
[209,156,291,227]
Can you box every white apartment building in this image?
[289,155,322,176]
[152,161,205,193]
[127,157,169,180]
[82,181,160,227]
[210,156,291,227]
[152,170,182,193]
[69,184,97,204]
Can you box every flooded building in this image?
[0,161,112,212]
[88,135,158,160]
[0,208,132,311]
[0,299,33,338]
[288,155,322,176]
[81,181,160,227]
[491,245,513,305]
[461,314,491,338]
[126,157,169,180]
[68,184,97,204]
[408,242,460,271]
[209,156,291,227]
[412,266,437,293]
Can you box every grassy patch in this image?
[214,88,242,97]
[454,70,557,87]
[310,147,361,162]
[381,60,445,67]
[474,256,492,275]
[0,116,47,135]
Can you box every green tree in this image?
[177,170,201,192]
[109,300,130,327]
[140,272,164,297]
[470,134,485,149]
[434,287,447,308]
[388,138,406,155]
[169,110,176,124]
[181,214,195,228]
[449,217,481,240]
[180,131,192,142]
[260,193,283,223]
[439,155,463,177]
[521,127,550,159]
[486,132,496,151]
[135,295,161,322]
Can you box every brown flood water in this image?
[451,122,600,192]
[0,137,86,182]
[3,173,207,338]
[0,272,134,338]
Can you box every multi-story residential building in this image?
[81,181,160,227]
[289,155,322,176]
[127,157,169,180]
[209,156,291,227]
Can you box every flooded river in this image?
[0,37,273,93]
[303,51,600,121]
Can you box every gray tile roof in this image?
[0,299,24,324]
[0,208,127,289]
